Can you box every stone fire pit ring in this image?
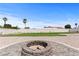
[21,40,52,56]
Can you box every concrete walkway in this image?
[0,34,79,50]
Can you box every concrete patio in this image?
[0,34,79,50]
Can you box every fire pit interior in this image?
[27,41,47,51]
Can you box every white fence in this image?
[70,28,79,32]
[0,28,69,35]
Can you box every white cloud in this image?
[0,12,77,28]
[28,20,64,28]
[0,13,24,28]
[0,13,48,28]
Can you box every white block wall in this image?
[0,28,69,35]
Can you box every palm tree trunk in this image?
[4,21,6,25]
[24,23,26,29]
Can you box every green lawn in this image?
[5,32,75,36]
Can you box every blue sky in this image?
[0,3,79,28]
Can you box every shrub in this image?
[4,24,12,28]
[11,26,19,29]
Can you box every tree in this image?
[3,17,8,25]
[23,19,27,29]
[65,24,71,29]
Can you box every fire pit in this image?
[29,45,45,50]
[21,40,52,56]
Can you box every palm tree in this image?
[23,19,27,29]
[3,17,7,25]
[75,23,78,28]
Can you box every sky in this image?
[0,3,79,28]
